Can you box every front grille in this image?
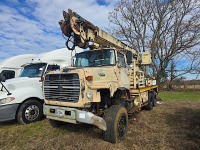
[44,73,80,102]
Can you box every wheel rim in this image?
[25,105,39,121]
[118,114,127,139]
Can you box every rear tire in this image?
[103,105,128,143]
[152,92,157,107]
[49,119,63,128]
[17,99,43,124]
[145,92,153,110]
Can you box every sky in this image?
[0,0,117,60]
[0,0,199,80]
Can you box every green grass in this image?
[159,90,200,101]
[1,100,200,150]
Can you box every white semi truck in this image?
[0,54,37,80]
[0,48,81,124]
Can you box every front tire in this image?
[17,99,43,124]
[103,105,128,143]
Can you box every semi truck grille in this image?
[44,73,80,102]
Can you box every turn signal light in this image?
[86,76,93,81]
[39,76,44,82]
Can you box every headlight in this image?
[0,97,15,104]
[86,91,93,99]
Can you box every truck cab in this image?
[0,54,37,80]
[43,48,133,131]
[0,48,75,124]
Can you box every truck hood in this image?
[0,77,40,92]
[62,66,117,81]
[50,66,120,84]
[48,66,129,91]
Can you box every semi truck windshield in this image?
[19,63,47,77]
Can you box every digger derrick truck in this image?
[43,9,158,143]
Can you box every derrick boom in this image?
[59,9,135,53]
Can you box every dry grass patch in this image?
[0,101,200,150]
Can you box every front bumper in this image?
[0,104,19,122]
[44,104,107,131]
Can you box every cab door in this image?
[116,52,130,89]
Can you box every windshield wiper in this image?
[90,64,109,67]
[28,74,41,78]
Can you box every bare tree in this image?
[165,48,200,88]
[108,0,200,86]
[167,59,176,89]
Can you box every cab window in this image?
[117,52,125,67]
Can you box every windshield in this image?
[74,49,116,67]
[19,63,47,77]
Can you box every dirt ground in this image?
[0,101,200,150]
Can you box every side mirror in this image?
[0,73,6,82]
[126,51,132,65]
